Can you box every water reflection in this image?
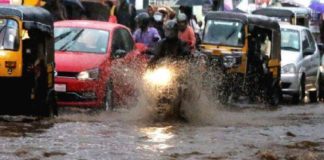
[139,126,174,152]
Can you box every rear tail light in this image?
[5,61,16,68]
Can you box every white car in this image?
[280,24,321,103]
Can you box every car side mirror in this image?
[303,48,314,57]
[112,49,127,59]
[135,43,147,54]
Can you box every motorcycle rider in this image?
[149,20,191,66]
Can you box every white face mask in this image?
[154,14,163,22]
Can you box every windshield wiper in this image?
[58,29,84,51]
[55,31,73,42]
[0,26,8,49]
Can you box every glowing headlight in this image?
[77,68,99,80]
[144,67,173,86]
[281,64,296,74]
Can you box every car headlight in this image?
[281,64,296,74]
[320,66,324,73]
[77,68,99,80]
[223,56,236,68]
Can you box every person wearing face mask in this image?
[133,12,161,48]
[115,0,136,31]
[152,11,165,39]
[177,13,196,51]
[148,20,191,66]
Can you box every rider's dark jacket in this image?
[149,38,191,66]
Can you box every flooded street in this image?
[0,103,324,160]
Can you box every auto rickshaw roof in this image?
[205,11,280,32]
[0,5,53,33]
[253,7,311,18]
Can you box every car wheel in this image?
[267,82,281,107]
[292,78,305,104]
[102,80,114,111]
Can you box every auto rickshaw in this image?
[200,11,281,106]
[253,7,311,27]
[0,5,57,116]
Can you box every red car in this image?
[54,20,146,110]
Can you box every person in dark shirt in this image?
[149,20,191,66]
[115,0,136,32]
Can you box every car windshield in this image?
[55,27,109,54]
[281,28,300,52]
[0,19,19,51]
[203,20,244,47]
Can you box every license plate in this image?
[55,84,66,92]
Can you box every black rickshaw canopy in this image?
[252,7,311,19]
[204,11,281,31]
[0,5,53,34]
[204,11,281,59]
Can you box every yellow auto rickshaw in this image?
[200,11,281,106]
[0,5,57,116]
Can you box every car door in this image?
[305,29,320,84]
[110,28,138,102]
[301,30,312,80]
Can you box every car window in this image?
[281,28,300,52]
[301,30,310,51]
[55,28,109,54]
[0,19,19,51]
[112,30,124,52]
[305,30,316,52]
[119,29,134,52]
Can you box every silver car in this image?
[280,24,320,103]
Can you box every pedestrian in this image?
[177,13,196,51]
[133,13,161,48]
[115,0,136,32]
[106,0,117,23]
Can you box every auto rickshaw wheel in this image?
[32,61,55,117]
[309,90,318,103]
[42,92,57,117]
[101,80,114,111]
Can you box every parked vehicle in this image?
[54,20,146,110]
[280,24,321,103]
[253,7,311,27]
[0,6,57,116]
[200,11,281,106]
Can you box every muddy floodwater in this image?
[0,103,323,160]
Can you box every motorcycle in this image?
[143,60,191,121]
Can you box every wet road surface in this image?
[0,103,324,160]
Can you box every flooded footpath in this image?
[0,103,323,160]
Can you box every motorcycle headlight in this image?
[77,68,99,80]
[223,56,236,68]
[144,67,173,87]
[281,64,296,74]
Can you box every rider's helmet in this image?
[163,20,178,40]
[135,12,150,30]
[177,13,187,31]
